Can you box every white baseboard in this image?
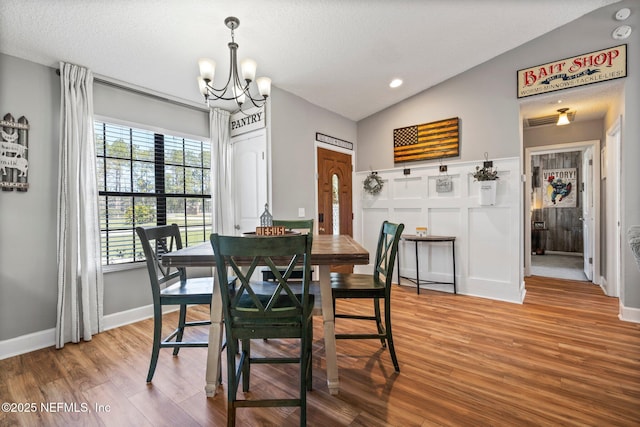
[0,328,56,360]
[619,302,640,323]
[544,251,583,257]
[0,305,177,360]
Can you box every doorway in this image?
[524,141,600,283]
[316,146,353,272]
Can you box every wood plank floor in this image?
[1,276,639,426]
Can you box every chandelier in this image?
[197,17,271,111]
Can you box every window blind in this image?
[95,121,211,265]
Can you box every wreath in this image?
[363,172,384,195]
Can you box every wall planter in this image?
[473,155,499,206]
[479,180,497,206]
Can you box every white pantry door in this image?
[582,147,594,281]
[232,129,267,235]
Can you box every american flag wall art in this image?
[393,117,459,163]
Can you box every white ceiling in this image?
[0,0,621,122]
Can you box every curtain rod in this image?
[55,68,209,113]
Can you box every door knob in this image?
[234,224,240,230]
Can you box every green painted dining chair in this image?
[330,220,405,372]
[136,224,234,383]
[210,233,314,427]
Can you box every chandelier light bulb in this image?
[240,58,257,82]
[256,77,272,97]
[234,85,246,105]
[198,59,215,82]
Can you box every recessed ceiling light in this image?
[612,25,632,40]
[389,79,403,88]
[615,7,631,21]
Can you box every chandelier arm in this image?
[203,43,237,100]
[245,94,266,108]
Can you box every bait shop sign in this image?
[517,45,626,98]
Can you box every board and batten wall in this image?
[353,157,524,303]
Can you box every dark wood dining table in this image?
[162,234,369,397]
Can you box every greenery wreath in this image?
[363,172,384,195]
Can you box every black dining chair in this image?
[136,224,233,383]
[210,233,314,427]
[330,220,405,371]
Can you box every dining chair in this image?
[330,220,405,372]
[210,233,314,427]
[261,219,314,282]
[136,224,230,383]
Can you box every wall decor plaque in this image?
[543,168,577,208]
[393,117,459,163]
[517,45,626,98]
[436,175,452,193]
[1,113,30,191]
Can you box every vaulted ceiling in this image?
[0,0,621,122]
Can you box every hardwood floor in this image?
[1,276,639,426]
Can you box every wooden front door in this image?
[317,147,353,273]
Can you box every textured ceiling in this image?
[0,0,621,122]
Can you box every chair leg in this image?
[374,297,386,348]
[300,324,311,426]
[173,304,187,356]
[241,339,251,392]
[384,301,400,372]
[147,305,163,382]
[226,336,238,427]
[306,318,313,392]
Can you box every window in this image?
[95,121,211,265]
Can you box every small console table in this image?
[398,235,457,294]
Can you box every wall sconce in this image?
[556,108,570,126]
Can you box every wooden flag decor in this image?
[393,117,459,163]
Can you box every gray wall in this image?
[270,87,357,220]
[355,1,640,311]
[357,50,521,170]
[0,54,60,340]
[524,119,605,150]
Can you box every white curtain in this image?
[210,108,234,235]
[56,62,104,348]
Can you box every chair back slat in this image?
[373,221,405,287]
[136,224,186,298]
[273,219,314,235]
[211,234,313,322]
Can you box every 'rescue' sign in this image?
[517,45,626,98]
[230,107,265,137]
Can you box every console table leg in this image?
[415,240,420,295]
[452,240,457,294]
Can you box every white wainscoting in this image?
[353,157,524,303]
